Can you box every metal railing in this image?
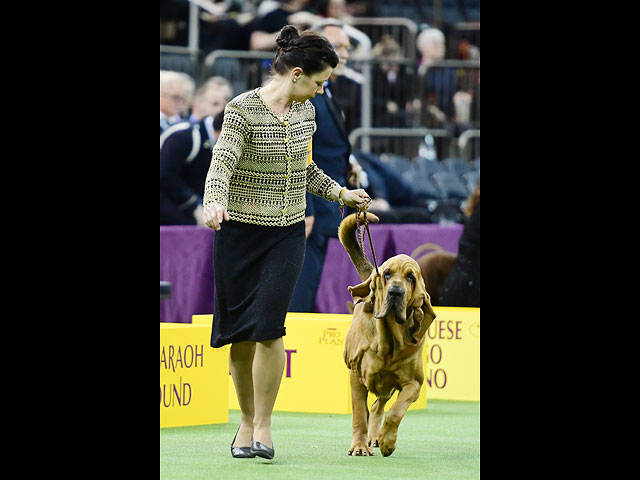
[458,129,480,161]
[349,127,451,158]
[350,17,419,60]
[200,49,274,93]
[160,45,201,78]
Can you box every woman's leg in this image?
[229,341,257,447]
[252,337,286,448]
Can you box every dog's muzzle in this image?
[387,285,404,302]
[375,284,407,324]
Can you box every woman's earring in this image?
[293,78,297,83]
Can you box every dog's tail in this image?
[338,212,379,282]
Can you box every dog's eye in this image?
[406,273,415,282]
[384,272,391,280]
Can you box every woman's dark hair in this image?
[273,25,339,75]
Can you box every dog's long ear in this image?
[409,275,437,342]
[348,272,377,312]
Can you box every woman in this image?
[202,25,371,460]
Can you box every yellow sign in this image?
[194,308,479,411]
[423,307,480,401]
[160,323,229,428]
[194,312,459,414]
[194,314,356,413]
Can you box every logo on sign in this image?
[319,328,344,345]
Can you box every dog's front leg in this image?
[347,369,374,456]
[378,380,421,457]
[368,395,391,448]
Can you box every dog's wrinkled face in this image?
[375,255,422,324]
[349,254,434,328]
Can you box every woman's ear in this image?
[291,67,303,82]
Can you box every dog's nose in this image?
[388,285,404,300]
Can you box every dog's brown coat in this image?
[338,213,436,457]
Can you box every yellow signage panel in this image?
[194,313,433,414]
[160,323,229,428]
[193,307,479,411]
[423,307,480,401]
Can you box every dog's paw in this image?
[378,429,397,457]
[367,437,379,448]
[347,441,374,456]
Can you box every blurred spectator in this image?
[453,39,480,128]
[187,76,233,122]
[311,0,354,22]
[455,39,480,61]
[160,113,225,226]
[160,0,189,46]
[416,27,446,72]
[160,70,195,134]
[198,1,256,52]
[411,27,477,136]
[370,34,412,128]
[249,0,312,51]
[438,179,480,306]
[412,28,455,127]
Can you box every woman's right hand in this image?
[203,203,230,230]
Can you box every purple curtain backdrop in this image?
[160,226,216,323]
[160,224,463,322]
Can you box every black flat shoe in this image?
[250,440,275,460]
[230,428,255,459]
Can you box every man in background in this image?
[160,70,194,134]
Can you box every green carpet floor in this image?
[160,399,480,480]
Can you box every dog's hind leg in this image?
[368,394,392,448]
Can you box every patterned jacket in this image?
[203,88,340,227]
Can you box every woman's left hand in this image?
[341,188,371,210]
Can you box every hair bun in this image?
[276,25,300,50]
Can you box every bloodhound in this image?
[338,212,436,457]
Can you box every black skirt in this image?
[211,219,306,348]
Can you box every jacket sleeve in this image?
[203,103,248,210]
[306,161,340,201]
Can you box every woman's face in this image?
[291,65,334,102]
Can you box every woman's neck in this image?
[259,78,293,116]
